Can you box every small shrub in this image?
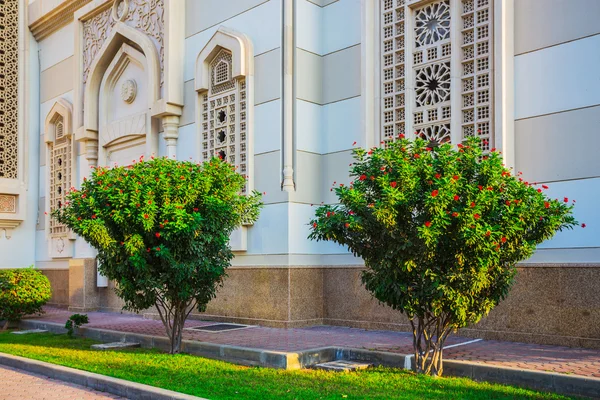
[0,267,52,329]
[65,314,89,338]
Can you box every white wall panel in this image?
[515,35,600,120]
[39,22,74,71]
[296,100,323,154]
[297,0,361,56]
[537,178,600,250]
[288,203,349,254]
[254,100,282,155]
[184,0,281,81]
[323,96,361,154]
[296,0,323,55]
[322,0,361,55]
[247,203,289,254]
[176,123,197,162]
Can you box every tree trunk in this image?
[409,315,453,376]
[154,297,195,354]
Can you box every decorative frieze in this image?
[0,0,20,180]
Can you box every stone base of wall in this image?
[41,262,600,349]
[41,269,69,307]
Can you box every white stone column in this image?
[85,140,99,168]
[162,115,180,159]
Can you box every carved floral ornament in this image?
[82,0,165,86]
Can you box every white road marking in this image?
[402,338,483,370]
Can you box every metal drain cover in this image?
[185,323,253,333]
[312,360,373,372]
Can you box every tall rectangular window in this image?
[380,0,493,148]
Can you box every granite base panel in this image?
[41,269,69,307]
[44,263,600,348]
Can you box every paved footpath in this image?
[26,307,600,378]
[0,365,123,400]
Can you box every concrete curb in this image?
[0,352,206,400]
[20,319,600,398]
[444,360,600,399]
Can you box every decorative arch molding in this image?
[195,27,255,251]
[97,42,157,165]
[44,99,77,258]
[195,27,254,93]
[82,23,160,134]
[74,0,186,167]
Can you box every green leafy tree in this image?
[55,157,262,353]
[0,267,52,329]
[309,137,578,376]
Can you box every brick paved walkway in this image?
[24,307,600,379]
[0,365,123,400]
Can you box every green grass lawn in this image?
[0,331,570,400]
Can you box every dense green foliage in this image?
[65,314,88,338]
[0,332,570,400]
[0,267,51,326]
[309,137,578,374]
[54,156,262,352]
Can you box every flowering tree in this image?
[55,157,262,353]
[309,137,578,376]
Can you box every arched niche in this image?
[80,22,161,166]
[195,27,255,251]
[44,99,76,259]
[98,43,154,166]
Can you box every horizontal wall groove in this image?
[515,32,600,57]
[515,104,600,122]
[297,43,360,58]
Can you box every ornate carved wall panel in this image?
[0,195,16,214]
[0,0,20,179]
[380,0,494,148]
[82,0,164,88]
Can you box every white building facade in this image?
[0,0,598,347]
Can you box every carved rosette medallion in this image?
[121,79,137,103]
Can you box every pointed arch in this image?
[44,99,73,144]
[84,22,161,136]
[195,27,254,93]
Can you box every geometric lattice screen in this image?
[0,0,19,179]
[200,49,249,193]
[380,0,493,148]
[48,117,72,237]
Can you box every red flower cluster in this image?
[424,221,432,228]
[431,190,439,197]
